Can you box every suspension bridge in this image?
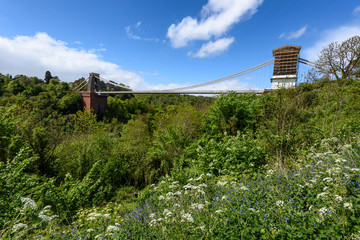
[76,45,317,114]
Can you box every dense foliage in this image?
[0,70,359,239]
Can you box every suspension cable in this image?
[165,59,274,92]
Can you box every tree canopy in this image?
[316,35,360,80]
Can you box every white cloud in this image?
[279,25,307,40]
[353,6,360,15]
[167,0,264,48]
[303,25,360,61]
[191,37,235,58]
[0,32,150,89]
[125,22,159,42]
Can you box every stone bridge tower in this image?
[271,45,301,89]
[80,73,108,114]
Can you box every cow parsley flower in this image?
[21,197,37,210]
[217,181,227,187]
[317,192,327,198]
[215,210,224,214]
[344,202,353,210]
[323,177,333,183]
[158,195,165,200]
[107,225,119,232]
[87,228,94,233]
[182,213,194,222]
[334,195,343,202]
[174,191,182,196]
[240,186,249,191]
[276,201,284,207]
[11,223,28,233]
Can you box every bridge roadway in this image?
[96,90,265,95]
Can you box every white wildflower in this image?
[166,192,174,197]
[309,179,317,183]
[107,225,119,232]
[149,213,156,218]
[215,210,224,214]
[197,189,205,195]
[174,203,181,208]
[323,177,333,183]
[149,219,157,227]
[319,207,329,216]
[38,214,51,223]
[351,168,360,172]
[182,213,194,222]
[276,200,284,207]
[334,195,343,202]
[221,195,228,201]
[160,181,166,184]
[21,197,37,210]
[171,181,179,185]
[323,186,329,191]
[217,181,227,187]
[174,191,182,196]
[158,195,165,200]
[344,202,353,210]
[11,223,28,233]
[194,174,204,181]
[188,178,193,182]
[298,184,304,188]
[317,192,328,198]
[163,209,172,217]
[248,208,259,213]
[316,161,324,165]
[87,216,96,221]
[95,234,102,239]
[206,173,212,177]
[342,144,352,151]
[191,203,204,210]
[240,186,249,191]
[103,214,111,219]
[88,213,102,218]
[183,184,193,190]
[198,183,207,188]
[87,228,94,233]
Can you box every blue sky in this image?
[0,0,359,90]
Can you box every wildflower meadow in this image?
[3,137,360,239]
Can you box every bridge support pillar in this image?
[80,73,108,114]
[271,45,301,89]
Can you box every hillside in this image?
[0,74,360,239]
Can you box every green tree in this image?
[44,71,52,84]
[316,35,360,80]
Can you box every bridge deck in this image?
[96,90,265,95]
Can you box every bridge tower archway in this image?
[80,73,108,114]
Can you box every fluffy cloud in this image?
[167,0,264,48]
[303,25,360,61]
[353,6,360,15]
[0,32,150,89]
[279,25,307,40]
[191,37,235,58]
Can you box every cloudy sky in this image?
[0,0,359,90]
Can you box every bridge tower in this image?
[80,73,108,114]
[271,45,301,89]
